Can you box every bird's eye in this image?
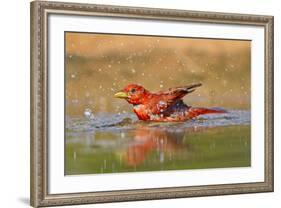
[131,88,136,94]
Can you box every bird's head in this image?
[114,84,149,105]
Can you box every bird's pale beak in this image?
[114,91,129,99]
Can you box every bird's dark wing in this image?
[146,83,202,115]
[163,83,202,99]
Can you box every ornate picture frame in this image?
[30,1,273,207]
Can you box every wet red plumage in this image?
[116,83,226,121]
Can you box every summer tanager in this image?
[114,83,225,121]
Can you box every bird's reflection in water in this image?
[121,126,203,167]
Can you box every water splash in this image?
[84,108,95,119]
[66,110,250,133]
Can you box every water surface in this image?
[65,110,251,175]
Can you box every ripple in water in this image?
[66,110,250,133]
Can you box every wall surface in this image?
[0,0,279,207]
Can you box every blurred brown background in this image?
[65,32,251,116]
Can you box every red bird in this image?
[114,83,225,122]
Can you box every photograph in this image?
[65,32,251,175]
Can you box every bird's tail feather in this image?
[188,107,226,118]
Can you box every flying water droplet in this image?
[84,108,95,120]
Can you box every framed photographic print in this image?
[30,1,274,207]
